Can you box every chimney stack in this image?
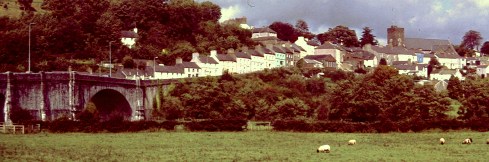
[176,57,183,64]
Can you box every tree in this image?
[269,21,299,42]
[359,27,378,47]
[379,58,387,65]
[461,30,483,50]
[295,19,314,39]
[455,45,475,57]
[317,25,359,47]
[447,75,463,100]
[481,41,489,55]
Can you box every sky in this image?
[198,0,489,46]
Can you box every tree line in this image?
[152,66,489,126]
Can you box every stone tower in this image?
[387,25,404,47]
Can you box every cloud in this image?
[205,0,489,45]
[219,5,241,22]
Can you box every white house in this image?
[174,58,201,78]
[190,52,221,76]
[246,49,265,72]
[435,54,463,69]
[154,65,184,79]
[252,27,277,39]
[234,51,252,74]
[216,52,238,74]
[476,65,488,78]
[393,64,428,78]
[430,69,463,81]
[294,36,318,56]
[314,41,344,65]
[121,28,138,49]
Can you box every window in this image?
[188,74,191,78]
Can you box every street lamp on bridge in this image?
[28,22,36,73]
[109,41,115,77]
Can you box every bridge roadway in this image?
[0,72,177,123]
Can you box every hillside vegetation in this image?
[150,66,489,131]
[0,0,255,72]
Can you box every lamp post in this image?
[109,41,114,77]
[28,22,36,73]
[153,56,158,78]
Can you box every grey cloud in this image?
[203,0,489,45]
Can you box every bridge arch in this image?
[0,94,4,122]
[86,89,132,121]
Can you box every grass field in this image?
[1,131,489,161]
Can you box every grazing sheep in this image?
[462,138,473,144]
[348,139,356,145]
[440,138,445,145]
[486,139,489,144]
[317,145,330,153]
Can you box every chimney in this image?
[298,36,305,42]
[241,46,249,52]
[176,57,183,64]
[133,27,138,33]
[227,48,235,54]
[192,52,200,60]
[210,50,217,58]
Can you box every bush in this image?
[184,119,247,131]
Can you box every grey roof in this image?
[198,56,219,64]
[292,43,306,51]
[235,52,252,59]
[252,36,281,41]
[217,54,237,62]
[155,66,184,73]
[252,27,276,33]
[272,46,286,53]
[246,49,264,57]
[432,69,458,75]
[304,59,322,64]
[121,31,138,38]
[435,53,461,59]
[392,61,409,65]
[432,45,458,55]
[371,46,415,55]
[404,38,451,51]
[317,42,343,50]
[176,62,201,69]
[307,40,320,46]
[304,55,336,62]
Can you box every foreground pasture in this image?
[1,131,488,161]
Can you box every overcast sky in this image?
[198,0,489,46]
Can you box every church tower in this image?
[387,25,404,47]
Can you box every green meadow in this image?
[1,131,489,161]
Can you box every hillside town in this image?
[114,22,488,91]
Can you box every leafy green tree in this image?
[447,75,463,100]
[272,98,310,120]
[480,41,489,55]
[461,30,483,50]
[379,58,387,65]
[455,45,475,57]
[269,21,299,42]
[360,27,378,47]
[317,25,359,47]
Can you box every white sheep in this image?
[348,139,356,145]
[440,138,445,145]
[486,139,489,144]
[317,145,330,153]
[462,138,473,144]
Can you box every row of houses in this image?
[116,24,488,81]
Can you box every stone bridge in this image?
[0,72,177,123]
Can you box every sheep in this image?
[440,138,445,145]
[486,139,489,144]
[462,138,473,144]
[348,139,356,145]
[317,145,330,153]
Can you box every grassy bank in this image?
[1,131,489,161]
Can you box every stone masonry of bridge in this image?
[0,72,175,124]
